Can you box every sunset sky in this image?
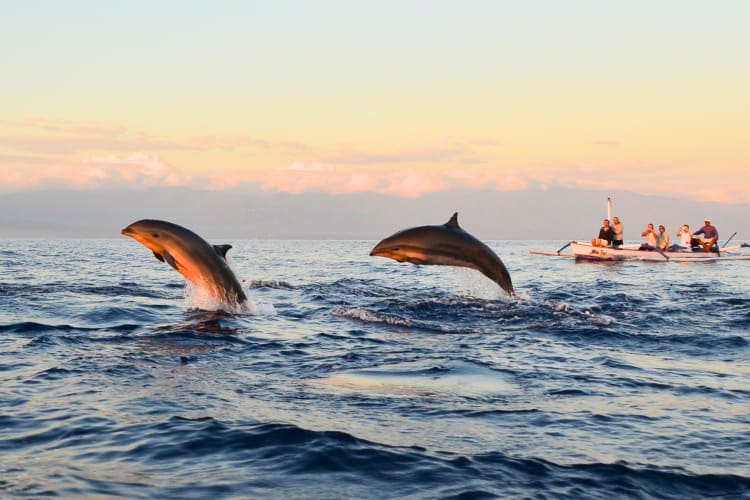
[2,1,748,203]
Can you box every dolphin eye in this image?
[152,233,159,238]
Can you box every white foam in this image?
[245,279,294,290]
[554,302,574,314]
[311,361,519,397]
[589,314,616,326]
[184,282,276,316]
[332,306,414,327]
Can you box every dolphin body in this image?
[370,213,514,296]
[121,219,247,304]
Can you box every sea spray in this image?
[184,282,276,315]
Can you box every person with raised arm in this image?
[669,224,692,251]
[640,223,658,250]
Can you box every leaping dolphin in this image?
[121,219,247,304]
[370,213,514,296]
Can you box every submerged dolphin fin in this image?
[153,251,165,263]
[445,212,460,229]
[213,244,232,258]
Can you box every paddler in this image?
[692,219,719,252]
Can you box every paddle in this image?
[556,241,572,255]
[722,232,737,248]
[655,247,670,260]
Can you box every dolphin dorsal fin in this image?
[213,244,232,258]
[445,212,460,229]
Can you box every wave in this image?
[77,283,175,299]
[246,279,296,290]
[0,321,89,334]
[3,240,749,499]
[329,291,621,336]
[3,417,747,499]
[332,306,417,328]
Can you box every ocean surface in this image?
[1,238,749,499]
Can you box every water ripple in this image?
[1,239,748,498]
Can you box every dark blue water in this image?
[1,239,749,499]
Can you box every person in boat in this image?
[656,225,670,251]
[612,216,624,247]
[669,224,692,251]
[592,219,615,247]
[639,223,658,250]
[692,219,719,252]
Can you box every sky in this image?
[1,1,749,212]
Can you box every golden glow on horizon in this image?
[1,3,748,203]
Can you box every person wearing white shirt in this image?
[639,223,658,250]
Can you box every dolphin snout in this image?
[121,226,135,236]
[370,243,387,257]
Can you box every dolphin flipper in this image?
[162,250,179,271]
[152,249,178,270]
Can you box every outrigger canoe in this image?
[530,241,750,262]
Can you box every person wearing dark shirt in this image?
[593,219,615,247]
[693,219,719,252]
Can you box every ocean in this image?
[1,238,749,499]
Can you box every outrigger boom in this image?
[530,241,750,262]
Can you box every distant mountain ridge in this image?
[1,187,748,241]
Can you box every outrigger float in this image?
[530,241,750,262]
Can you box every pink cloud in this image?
[0,153,190,191]
[469,137,500,146]
[328,142,467,165]
[82,153,190,187]
[186,135,271,151]
[3,154,748,205]
[256,163,379,194]
[252,163,533,198]
[277,161,335,173]
[382,170,449,197]
[1,119,747,204]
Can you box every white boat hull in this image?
[569,241,750,262]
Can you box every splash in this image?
[184,282,276,316]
